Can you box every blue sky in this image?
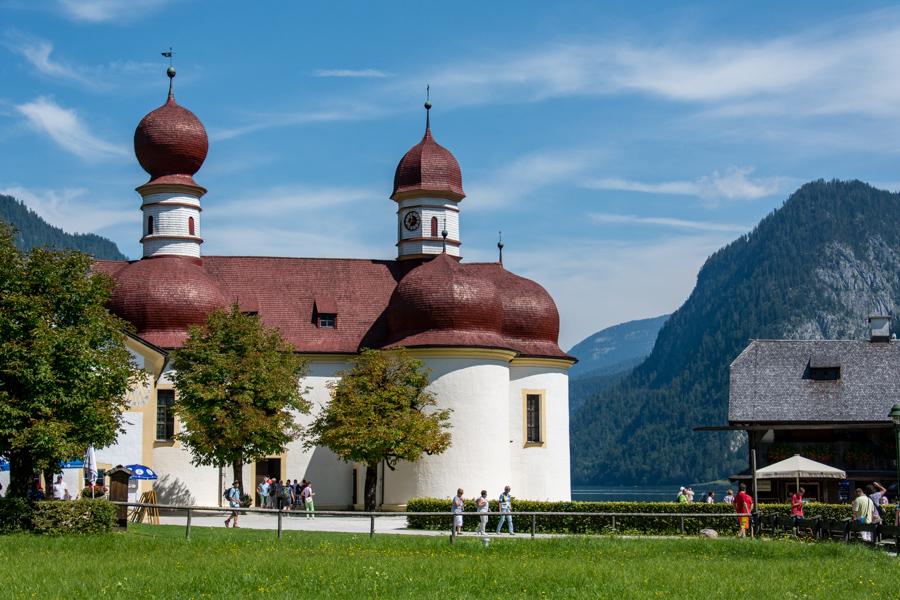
[2,1,900,350]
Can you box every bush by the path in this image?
[0,498,116,535]
[406,498,896,535]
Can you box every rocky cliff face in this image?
[787,238,900,340]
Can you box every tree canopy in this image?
[0,222,141,497]
[306,348,452,510]
[170,303,310,493]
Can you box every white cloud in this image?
[466,150,599,211]
[313,69,391,78]
[585,166,784,203]
[424,10,900,118]
[1,186,134,235]
[3,31,159,89]
[15,96,128,159]
[56,0,173,23]
[589,213,749,233]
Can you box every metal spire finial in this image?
[441,217,448,253]
[498,231,504,264]
[162,47,175,97]
[424,85,431,130]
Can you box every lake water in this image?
[572,485,734,504]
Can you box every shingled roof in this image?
[96,255,573,360]
[729,339,900,423]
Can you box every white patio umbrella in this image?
[756,454,846,494]
[84,447,98,498]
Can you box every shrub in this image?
[0,498,116,535]
[405,498,895,536]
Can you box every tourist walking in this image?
[52,475,70,500]
[733,483,753,538]
[476,490,489,534]
[790,487,805,518]
[867,482,887,525]
[224,480,241,528]
[452,488,465,534]
[257,478,269,508]
[677,488,688,503]
[267,478,277,508]
[303,480,315,519]
[706,491,715,504]
[496,485,514,535]
[685,487,695,503]
[722,489,734,504]
[852,487,875,541]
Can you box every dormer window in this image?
[809,355,840,381]
[431,217,438,237]
[314,296,338,329]
[188,217,195,235]
[147,215,154,235]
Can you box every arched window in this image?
[188,217,195,235]
[431,217,438,237]
[147,215,153,235]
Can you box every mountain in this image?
[0,194,128,261]
[568,315,670,380]
[567,315,669,414]
[570,180,900,486]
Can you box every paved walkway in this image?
[152,510,528,538]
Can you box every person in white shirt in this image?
[52,475,70,500]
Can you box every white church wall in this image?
[508,363,571,501]
[382,352,513,506]
[281,358,355,508]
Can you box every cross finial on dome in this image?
[162,47,175,97]
[441,217,448,253]
[425,85,431,130]
[498,231,504,264]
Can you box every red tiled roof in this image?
[134,94,208,188]
[392,128,465,200]
[96,255,571,360]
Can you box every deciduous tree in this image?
[0,223,141,497]
[306,348,452,511]
[170,304,310,496]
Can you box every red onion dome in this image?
[386,253,506,348]
[134,94,208,187]
[494,269,560,344]
[392,128,465,200]
[108,257,226,347]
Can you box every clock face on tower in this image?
[403,211,421,231]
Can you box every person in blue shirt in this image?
[257,478,270,508]
[495,486,514,535]
[224,481,241,528]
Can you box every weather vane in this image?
[161,47,175,95]
[161,47,174,67]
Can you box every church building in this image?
[88,69,575,509]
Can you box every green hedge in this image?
[406,499,896,536]
[0,499,116,535]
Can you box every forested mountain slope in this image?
[568,315,669,414]
[570,180,900,486]
[0,194,128,260]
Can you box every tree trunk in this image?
[42,468,57,499]
[365,463,378,512]
[8,450,34,499]
[231,458,244,499]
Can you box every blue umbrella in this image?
[0,460,8,472]
[124,465,158,480]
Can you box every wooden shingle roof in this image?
[729,339,900,423]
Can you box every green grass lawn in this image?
[2,525,899,599]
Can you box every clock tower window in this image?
[430,217,438,237]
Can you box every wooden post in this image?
[679,517,685,535]
[277,510,283,539]
[611,516,616,533]
[105,466,133,530]
[185,508,191,539]
[531,514,536,538]
[370,515,375,538]
[450,522,456,545]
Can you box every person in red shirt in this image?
[790,487,805,518]
[733,483,754,538]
